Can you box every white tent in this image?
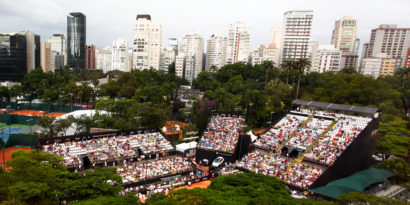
[176,141,197,153]
[247,131,258,142]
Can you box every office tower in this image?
[0,33,27,81]
[85,45,96,69]
[353,38,360,55]
[331,17,358,52]
[96,47,112,73]
[132,14,162,70]
[310,45,342,73]
[340,52,359,69]
[160,46,176,72]
[225,22,250,64]
[111,38,129,72]
[178,32,204,83]
[360,58,383,78]
[67,12,86,69]
[34,35,40,69]
[365,24,410,66]
[48,34,67,70]
[40,41,53,72]
[281,10,313,62]
[205,33,227,71]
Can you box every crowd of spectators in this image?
[280,163,324,189]
[117,156,194,183]
[198,114,245,153]
[255,114,308,151]
[285,117,333,150]
[42,132,173,167]
[304,114,371,166]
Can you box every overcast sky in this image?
[1,0,409,49]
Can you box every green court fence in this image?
[5,134,39,148]
[0,114,41,125]
[0,102,83,113]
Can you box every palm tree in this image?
[395,67,410,88]
[263,60,275,84]
[281,60,294,85]
[295,58,311,98]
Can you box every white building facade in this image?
[205,33,227,71]
[360,58,383,78]
[178,32,204,83]
[112,38,129,72]
[225,22,250,64]
[160,46,176,72]
[310,45,342,73]
[132,15,162,70]
[48,34,67,70]
[96,47,112,73]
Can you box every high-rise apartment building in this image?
[353,38,360,55]
[96,47,112,73]
[85,45,96,69]
[380,58,400,76]
[404,48,410,67]
[310,45,342,73]
[132,15,162,70]
[40,41,53,72]
[178,32,204,83]
[48,34,67,70]
[225,22,250,64]
[340,52,359,69]
[360,58,383,78]
[168,38,178,54]
[281,10,313,62]
[160,46,176,72]
[67,12,86,69]
[364,24,410,66]
[205,33,227,71]
[112,38,129,72]
[331,17,358,53]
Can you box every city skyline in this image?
[1,0,410,50]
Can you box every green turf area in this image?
[0,123,30,129]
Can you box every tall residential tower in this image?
[67,12,86,69]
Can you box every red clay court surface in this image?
[0,147,31,169]
[174,180,211,190]
[8,110,66,117]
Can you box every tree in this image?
[340,66,357,74]
[262,60,275,84]
[281,60,294,85]
[36,117,56,138]
[395,67,410,88]
[0,150,123,204]
[339,192,408,205]
[149,173,330,205]
[295,58,311,98]
[168,62,176,75]
[376,158,410,184]
[376,118,410,160]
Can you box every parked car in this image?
[212,157,224,168]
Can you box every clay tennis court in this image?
[8,110,66,117]
[0,147,31,169]
[173,180,211,190]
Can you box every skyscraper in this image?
[225,22,250,64]
[132,14,162,70]
[178,31,204,83]
[281,10,313,62]
[0,33,27,81]
[206,33,227,71]
[331,16,358,53]
[364,24,410,66]
[160,46,176,72]
[40,41,53,72]
[67,12,86,69]
[112,38,129,72]
[85,45,96,69]
[48,34,67,70]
